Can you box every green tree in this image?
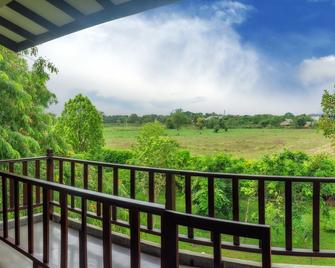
[170,109,187,130]
[56,94,104,153]
[131,122,179,167]
[195,117,205,130]
[131,122,180,195]
[0,46,68,158]
[320,88,335,140]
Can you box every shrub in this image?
[100,149,133,164]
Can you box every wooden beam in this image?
[45,0,84,19]
[7,1,57,31]
[96,0,115,9]
[0,33,17,51]
[0,16,35,40]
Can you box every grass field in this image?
[104,125,334,159]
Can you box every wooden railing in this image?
[2,150,335,265]
[0,154,272,268]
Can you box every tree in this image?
[131,122,180,195]
[0,46,68,158]
[195,117,205,130]
[319,88,335,140]
[128,113,139,124]
[170,109,187,130]
[56,94,104,153]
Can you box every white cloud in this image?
[37,1,324,115]
[299,55,335,86]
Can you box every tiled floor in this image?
[0,222,190,268]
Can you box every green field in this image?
[104,125,333,159]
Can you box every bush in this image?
[100,149,133,164]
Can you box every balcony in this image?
[0,150,334,267]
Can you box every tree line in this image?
[103,110,317,130]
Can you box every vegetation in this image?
[56,94,104,153]
[320,87,335,143]
[103,110,316,130]
[0,47,68,159]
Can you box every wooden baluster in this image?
[112,167,118,221]
[22,161,28,206]
[130,208,140,268]
[208,176,215,218]
[185,174,193,238]
[60,192,68,268]
[9,162,14,209]
[147,171,155,230]
[70,162,75,208]
[232,178,240,245]
[165,173,176,210]
[103,203,112,268]
[43,188,50,264]
[35,160,41,204]
[130,169,136,199]
[208,175,215,241]
[46,149,54,219]
[2,175,8,238]
[79,197,88,268]
[27,183,34,254]
[285,181,292,251]
[313,181,320,252]
[97,165,103,217]
[59,159,63,184]
[83,164,88,190]
[14,180,20,245]
[258,179,265,248]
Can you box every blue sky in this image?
[38,0,335,115]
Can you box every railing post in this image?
[261,227,272,268]
[46,149,54,220]
[130,208,140,268]
[103,203,112,268]
[161,211,178,268]
[43,188,50,264]
[60,192,68,268]
[79,197,88,268]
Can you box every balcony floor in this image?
[0,222,191,268]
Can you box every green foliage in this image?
[104,111,316,129]
[0,46,68,158]
[98,148,133,164]
[320,88,335,140]
[195,117,205,130]
[130,122,181,195]
[131,122,180,168]
[168,109,188,130]
[56,94,104,153]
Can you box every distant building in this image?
[280,118,293,127]
[311,115,321,121]
[304,121,313,128]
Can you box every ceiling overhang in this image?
[0,0,177,52]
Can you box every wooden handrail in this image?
[52,156,335,182]
[2,151,335,266]
[0,169,272,268]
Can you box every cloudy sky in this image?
[37,0,335,115]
